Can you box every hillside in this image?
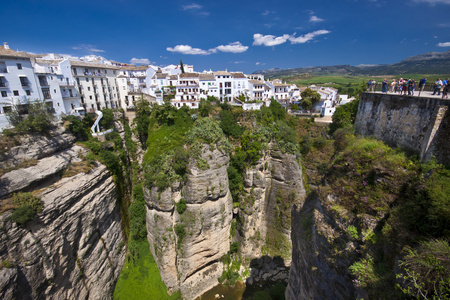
[255,50,450,77]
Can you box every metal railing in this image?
[366,82,443,95]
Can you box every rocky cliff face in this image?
[238,146,305,285]
[146,144,232,299]
[285,191,356,300]
[0,128,125,299]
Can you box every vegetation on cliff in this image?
[298,106,450,299]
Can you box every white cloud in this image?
[262,10,275,16]
[253,33,291,46]
[413,0,450,4]
[182,3,202,10]
[289,30,331,44]
[166,45,210,55]
[212,42,248,53]
[437,42,450,47]
[72,44,105,53]
[130,58,151,64]
[231,61,245,64]
[309,15,324,22]
[256,62,266,66]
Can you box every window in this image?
[86,78,89,82]
[20,77,28,86]
[13,90,19,96]
[1,91,7,97]
[42,88,51,99]
[87,87,91,91]
[17,63,22,70]
[73,68,77,75]
[26,90,31,96]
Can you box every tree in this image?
[269,98,286,121]
[134,98,151,148]
[180,60,185,74]
[329,99,359,134]
[6,99,55,134]
[300,88,321,110]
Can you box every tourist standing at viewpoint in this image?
[407,78,415,96]
[432,78,442,95]
[418,77,427,95]
[382,78,388,93]
[442,78,449,99]
[390,79,395,93]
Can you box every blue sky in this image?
[3,0,450,73]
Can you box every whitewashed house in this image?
[173,72,200,109]
[33,58,80,116]
[60,60,121,112]
[214,71,233,102]
[0,43,43,130]
[199,73,217,99]
[231,72,248,99]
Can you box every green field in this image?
[113,240,181,300]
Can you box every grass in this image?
[113,239,180,300]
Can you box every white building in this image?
[214,71,233,102]
[33,58,80,116]
[173,72,200,109]
[60,60,121,112]
[0,43,44,130]
[266,80,290,104]
[230,72,248,99]
[198,73,217,99]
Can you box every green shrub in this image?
[230,242,239,254]
[176,198,187,215]
[397,239,450,299]
[10,205,36,225]
[348,225,359,240]
[13,192,43,213]
[6,100,55,134]
[100,108,114,129]
[329,99,359,134]
[174,223,186,249]
[64,115,90,140]
[312,136,327,149]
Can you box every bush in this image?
[219,110,244,139]
[100,108,114,129]
[312,136,327,149]
[13,192,43,213]
[176,198,187,214]
[397,239,450,299]
[329,99,359,134]
[174,223,186,249]
[10,205,36,226]
[6,100,55,134]
[64,115,90,140]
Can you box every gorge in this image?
[0,94,448,299]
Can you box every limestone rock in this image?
[0,127,76,169]
[146,144,232,299]
[0,144,86,199]
[0,164,125,299]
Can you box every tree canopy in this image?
[300,88,321,110]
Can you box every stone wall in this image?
[355,93,450,163]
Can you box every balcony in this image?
[0,82,8,88]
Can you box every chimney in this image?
[3,42,9,50]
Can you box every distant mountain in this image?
[254,50,450,77]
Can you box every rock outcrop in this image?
[286,191,357,300]
[0,128,125,299]
[238,147,305,285]
[146,144,232,300]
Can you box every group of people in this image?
[367,77,449,99]
[431,78,449,99]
